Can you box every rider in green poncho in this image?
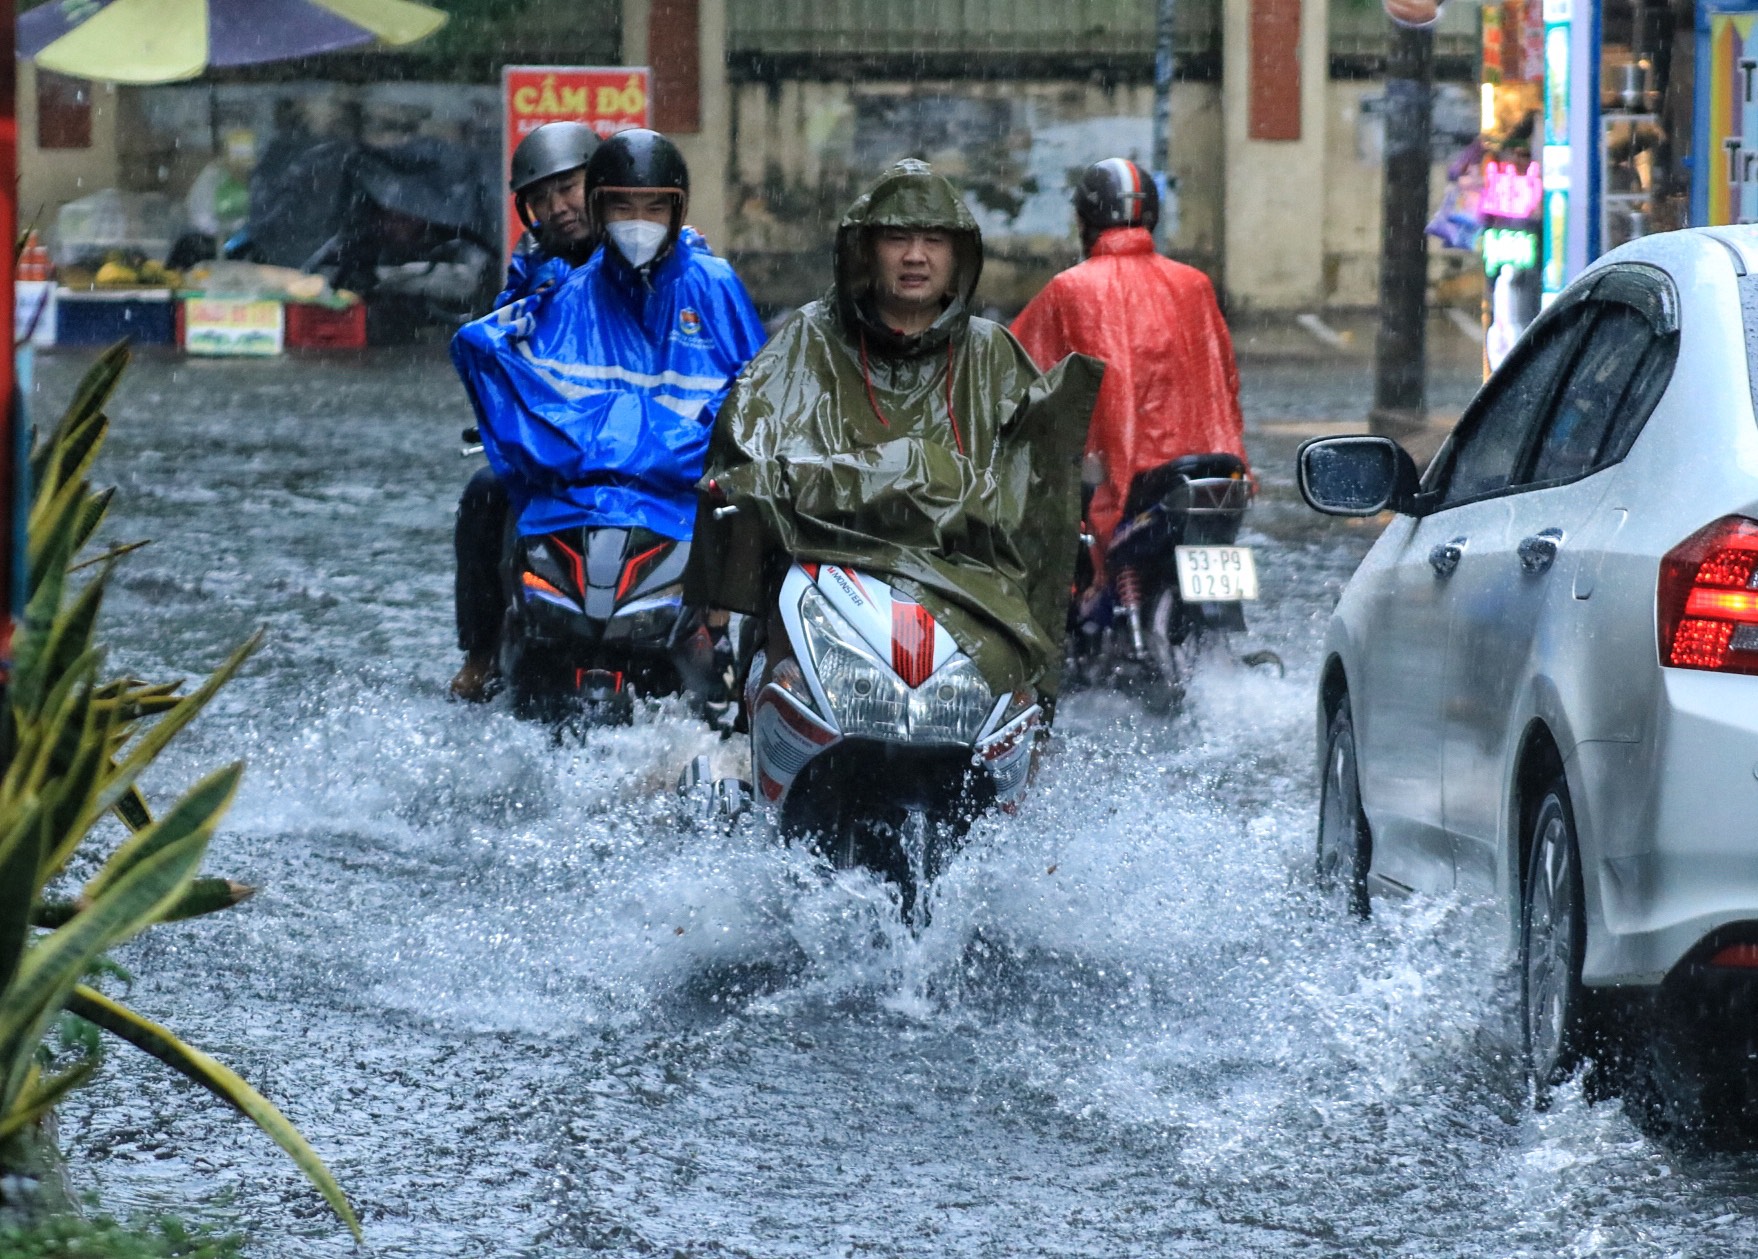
[690,159,1102,704]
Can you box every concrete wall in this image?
[17,63,122,238]
[724,77,1224,314]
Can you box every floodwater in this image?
[34,344,1758,1257]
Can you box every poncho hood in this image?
[833,159,984,360]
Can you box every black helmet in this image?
[510,121,598,228]
[585,128,690,199]
[1074,158,1159,233]
[586,129,690,271]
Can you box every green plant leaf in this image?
[66,986,362,1241]
[0,1055,98,1143]
[0,802,215,1110]
[35,878,255,930]
[0,799,46,1001]
[82,764,242,911]
[84,633,262,832]
[70,485,116,555]
[30,342,127,491]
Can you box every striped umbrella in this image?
[18,0,447,84]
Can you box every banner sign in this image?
[501,66,650,264]
[1706,11,1758,224]
[183,298,284,357]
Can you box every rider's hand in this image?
[496,292,543,342]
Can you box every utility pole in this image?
[1370,19,1433,436]
[1150,0,1179,244]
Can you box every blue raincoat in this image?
[453,239,766,540]
[493,226,712,309]
[493,242,570,309]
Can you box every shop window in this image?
[37,71,92,150]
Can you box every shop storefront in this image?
[1477,0,1704,367]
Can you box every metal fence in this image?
[728,0,1479,67]
[727,0,1223,59]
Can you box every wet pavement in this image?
[30,341,1758,1258]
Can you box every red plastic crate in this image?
[285,302,366,349]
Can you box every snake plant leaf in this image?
[0,800,45,1000]
[81,763,241,909]
[0,1056,97,1143]
[33,878,254,930]
[112,783,153,833]
[29,343,127,491]
[11,523,77,718]
[25,472,96,601]
[83,632,261,832]
[39,693,120,878]
[70,538,148,575]
[33,413,106,524]
[70,485,116,556]
[66,985,362,1242]
[0,808,212,1110]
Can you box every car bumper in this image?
[1582,670,1758,986]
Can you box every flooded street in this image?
[37,344,1758,1257]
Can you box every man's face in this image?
[526,168,589,246]
[600,190,677,226]
[871,228,955,316]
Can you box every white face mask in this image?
[607,219,670,269]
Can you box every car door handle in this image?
[1518,527,1565,574]
[1428,537,1467,578]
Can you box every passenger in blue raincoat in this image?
[449,122,602,702]
[448,128,766,699]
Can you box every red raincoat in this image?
[1010,227,1248,554]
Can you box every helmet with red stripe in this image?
[1074,158,1159,233]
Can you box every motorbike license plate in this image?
[1174,546,1259,601]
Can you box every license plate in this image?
[1174,546,1259,601]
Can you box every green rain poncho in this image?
[691,160,1102,696]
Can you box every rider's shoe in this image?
[448,650,497,703]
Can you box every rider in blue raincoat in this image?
[448,129,766,697]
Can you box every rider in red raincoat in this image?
[1010,158,1248,570]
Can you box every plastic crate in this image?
[285,302,366,349]
[55,289,174,346]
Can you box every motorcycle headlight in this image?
[908,655,996,745]
[607,584,683,641]
[798,586,909,738]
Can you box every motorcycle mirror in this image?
[1296,434,1420,517]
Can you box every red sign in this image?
[501,65,650,264]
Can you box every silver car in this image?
[1299,225,1758,1111]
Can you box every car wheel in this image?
[1316,698,1371,918]
[1521,776,1595,1101]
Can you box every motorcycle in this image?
[461,427,725,729]
[1065,452,1277,707]
[735,553,1042,921]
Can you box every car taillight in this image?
[1658,516,1758,674]
[1710,943,1758,969]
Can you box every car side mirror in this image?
[1296,435,1421,517]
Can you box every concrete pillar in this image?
[1221,0,1330,310]
[623,0,729,249]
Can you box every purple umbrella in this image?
[19,0,446,84]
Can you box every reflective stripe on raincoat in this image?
[1009,227,1248,553]
[452,239,767,540]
